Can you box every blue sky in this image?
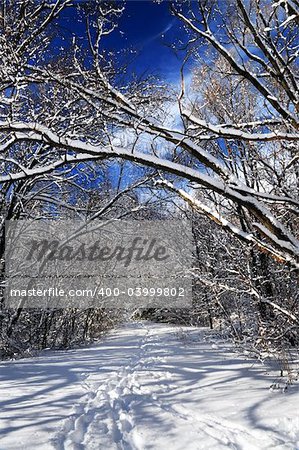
[54,1,188,194]
[106,1,182,77]
[57,1,185,81]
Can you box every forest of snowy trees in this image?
[0,0,298,364]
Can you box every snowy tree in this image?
[0,0,297,267]
[0,0,298,355]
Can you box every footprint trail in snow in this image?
[1,322,299,450]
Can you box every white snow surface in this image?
[1,321,299,450]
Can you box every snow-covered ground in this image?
[0,321,299,450]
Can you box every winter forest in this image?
[0,1,299,449]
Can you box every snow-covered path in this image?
[1,322,299,450]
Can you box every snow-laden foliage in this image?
[0,0,298,359]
